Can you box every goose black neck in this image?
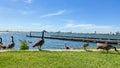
[11,37,14,43]
[42,31,44,39]
[0,37,2,43]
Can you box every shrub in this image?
[19,40,29,50]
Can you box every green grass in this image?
[0,51,120,68]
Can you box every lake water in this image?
[0,32,120,50]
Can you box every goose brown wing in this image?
[33,39,44,47]
[7,42,15,48]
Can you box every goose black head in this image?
[11,36,13,38]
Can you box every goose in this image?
[33,30,46,50]
[82,41,89,51]
[0,37,7,49]
[64,43,70,49]
[97,43,118,53]
[7,36,15,49]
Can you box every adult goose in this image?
[33,30,46,50]
[0,37,7,49]
[7,36,15,49]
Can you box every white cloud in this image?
[66,23,111,29]
[41,10,66,18]
[66,23,92,28]
[65,23,119,33]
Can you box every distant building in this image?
[116,32,120,35]
[110,32,112,35]
[94,31,96,34]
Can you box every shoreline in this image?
[1,48,120,52]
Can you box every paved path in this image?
[0,50,8,52]
[43,49,103,52]
[1,49,120,52]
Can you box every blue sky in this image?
[0,0,120,33]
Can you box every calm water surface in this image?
[0,32,120,50]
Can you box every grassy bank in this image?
[0,51,120,68]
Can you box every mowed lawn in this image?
[0,51,120,68]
